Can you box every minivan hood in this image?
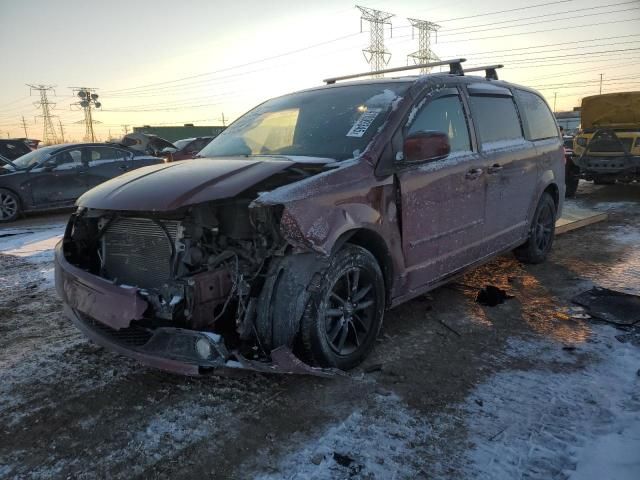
[77,156,333,212]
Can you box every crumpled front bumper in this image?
[54,242,337,377]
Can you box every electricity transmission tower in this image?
[58,119,66,143]
[356,5,394,76]
[407,18,440,72]
[71,87,102,142]
[20,116,29,138]
[27,84,59,144]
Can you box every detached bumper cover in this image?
[55,242,337,377]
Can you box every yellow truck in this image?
[572,92,640,192]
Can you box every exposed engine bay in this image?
[63,193,287,359]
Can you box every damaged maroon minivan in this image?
[55,60,564,375]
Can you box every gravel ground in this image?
[0,182,638,479]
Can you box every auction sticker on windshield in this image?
[346,108,381,138]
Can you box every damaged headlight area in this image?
[61,198,288,369]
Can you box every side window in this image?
[515,90,559,141]
[191,138,211,152]
[88,147,126,166]
[52,149,83,169]
[407,95,471,153]
[469,96,523,145]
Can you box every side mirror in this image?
[402,131,450,163]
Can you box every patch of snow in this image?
[461,325,640,480]
[0,223,65,263]
[252,393,432,480]
[364,89,399,108]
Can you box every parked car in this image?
[573,92,640,186]
[0,143,163,222]
[55,60,564,375]
[0,139,32,161]
[163,136,214,161]
[118,132,177,157]
[563,135,580,197]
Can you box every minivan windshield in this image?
[11,146,56,169]
[199,83,409,161]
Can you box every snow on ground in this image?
[248,324,640,479]
[0,222,65,263]
[462,326,640,480]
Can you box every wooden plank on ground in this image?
[556,203,608,235]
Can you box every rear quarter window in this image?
[515,90,559,141]
[468,96,523,146]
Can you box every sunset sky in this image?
[1,0,639,142]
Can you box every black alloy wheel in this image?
[324,267,376,356]
[300,244,385,369]
[514,192,557,264]
[0,189,20,223]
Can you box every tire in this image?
[0,188,20,223]
[514,192,557,264]
[300,244,385,370]
[565,162,579,198]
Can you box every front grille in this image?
[102,217,180,288]
[589,136,634,153]
[80,313,153,347]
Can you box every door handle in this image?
[488,164,503,174]
[465,168,483,180]
[118,165,128,171]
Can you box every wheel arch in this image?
[0,186,24,219]
[332,227,394,305]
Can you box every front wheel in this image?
[300,244,385,370]
[0,188,20,223]
[514,192,557,264]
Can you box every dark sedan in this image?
[0,143,163,222]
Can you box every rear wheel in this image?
[0,189,20,223]
[514,192,556,264]
[300,244,385,370]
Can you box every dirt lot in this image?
[1,183,639,479]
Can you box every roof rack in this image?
[323,58,467,84]
[463,64,503,81]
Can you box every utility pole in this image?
[356,5,394,76]
[599,73,603,95]
[20,116,29,138]
[27,84,59,145]
[71,87,101,142]
[58,119,65,143]
[219,112,226,127]
[553,92,557,113]
[407,17,440,72]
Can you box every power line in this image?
[432,0,575,23]
[437,5,640,37]
[436,17,640,43]
[440,0,638,33]
[70,87,102,142]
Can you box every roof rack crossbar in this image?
[463,64,504,81]
[323,58,467,84]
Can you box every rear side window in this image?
[469,96,523,145]
[407,95,471,152]
[515,90,559,141]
